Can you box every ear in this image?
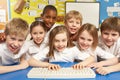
[41,13,43,17]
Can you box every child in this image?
[89,17,120,75]
[41,5,58,31]
[77,23,116,68]
[0,18,29,74]
[28,25,94,70]
[40,5,59,45]
[99,17,120,57]
[20,21,47,59]
[64,10,83,43]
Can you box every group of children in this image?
[0,5,120,76]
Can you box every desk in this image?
[0,62,120,80]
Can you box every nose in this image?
[83,40,87,44]
[49,18,53,23]
[73,22,76,26]
[37,34,40,38]
[59,41,63,46]
[107,35,112,40]
[14,41,19,47]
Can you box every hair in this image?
[30,21,47,40]
[65,10,83,25]
[78,23,98,51]
[4,18,29,38]
[100,17,120,35]
[47,25,74,58]
[42,5,57,15]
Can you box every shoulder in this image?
[0,43,7,51]
[116,37,120,43]
[65,46,80,53]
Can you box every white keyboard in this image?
[27,67,96,79]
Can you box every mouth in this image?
[80,44,88,50]
[57,46,64,51]
[70,28,77,33]
[9,45,18,52]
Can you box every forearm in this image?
[28,57,50,68]
[106,63,120,73]
[83,56,95,66]
[0,65,24,74]
[98,57,118,66]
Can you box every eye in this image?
[39,32,43,34]
[53,17,57,20]
[11,37,16,40]
[76,22,80,24]
[79,37,84,40]
[103,32,109,35]
[62,39,67,42]
[33,32,37,35]
[69,20,73,23]
[112,33,117,36]
[18,39,24,42]
[88,39,92,42]
[54,40,59,42]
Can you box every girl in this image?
[77,23,116,68]
[20,21,47,59]
[28,25,94,70]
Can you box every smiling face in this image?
[41,10,57,29]
[53,32,68,52]
[31,25,46,46]
[78,30,93,50]
[65,17,81,35]
[101,30,119,47]
[6,34,26,54]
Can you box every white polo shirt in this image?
[33,46,90,62]
[95,46,115,59]
[99,36,120,57]
[0,43,25,66]
[20,40,47,59]
[79,46,115,62]
[42,23,59,45]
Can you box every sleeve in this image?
[116,47,120,57]
[33,47,49,61]
[95,47,115,59]
[73,46,90,60]
[19,41,30,55]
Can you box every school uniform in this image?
[20,40,47,59]
[98,36,120,57]
[79,46,115,62]
[43,23,59,45]
[33,46,90,62]
[0,43,25,66]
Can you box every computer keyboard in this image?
[27,67,96,79]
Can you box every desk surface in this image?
[0,62,120,80]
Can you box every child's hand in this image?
[72,62,86,69]
[19,60,29,69]
[48,64,61,70]
[96,67,111,75]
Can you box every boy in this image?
[89,17,120,75]
[64,10,83,42]
[0,18,29,74]
[40,5,59,45]
[41,5,58,31]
